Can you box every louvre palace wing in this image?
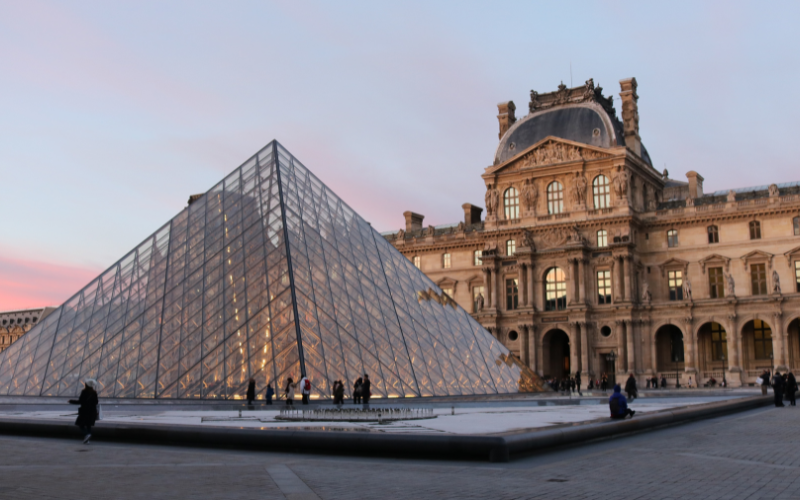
[0,141,522,400]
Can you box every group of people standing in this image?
[243,374,373,406]
[760,369,798,407]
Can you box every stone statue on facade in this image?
[475,293,484,312]
[685,197,695,207]
[769,184,779,197]
[396,229,405,240]
[522,229,536,250]
[485,184,500,215]
[425,225,435,237]
[682,277,693,301]
[572,173,588,205]
[521,180,538,212]
[773,269,782,294]
[484,240,498,252]
[727,190,737,203]
[613,168,629,199]
[724,271,736,297]
[456,221,465,233]
[641,280,651,304]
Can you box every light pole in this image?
[605,350,617,387]
[674,353,681,389]
[721,354,726,388]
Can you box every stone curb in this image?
[0,394,774,462]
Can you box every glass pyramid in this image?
[0,142,523,400]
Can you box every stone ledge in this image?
[0,395,774,463]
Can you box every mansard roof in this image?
[494,79,652,167]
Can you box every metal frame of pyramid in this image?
[0,141,522,400]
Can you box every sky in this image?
[2,1,799,310]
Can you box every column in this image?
[683,317,696,374]
[528,263,535,310]
[626,319,636,373]
[624,256,632,302]
[569,322,580,376]
[528,325,537,372]
[490,269,498,309]
[727,313,741,370]
[580,321,590,378]
[613,258,621,302]
[520,264,528,307]
[578,258,586,304]
[521,325,530,366]
[482,268,490,308]
[775,312,787,371]
[648,319,658,375]
[615,319,626,377]
[495,268,503,310]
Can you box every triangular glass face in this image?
[0,141,523,400]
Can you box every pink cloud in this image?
[0,255,100,311]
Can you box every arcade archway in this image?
[542,329,570,380]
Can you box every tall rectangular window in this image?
[442,253,451,269]
[597,270,612,305]
[750,221,762,240]
[472,286,485,312]
[597,230,608,248]
[667,229,679,248]
[753,319,773,359]
[506,239,515,256]
[795,261,800,293]
[473,250,482,266]
[794,217,800,236]
[668,270,684,301]
[711,323,728,361]
[707,225,719,244]
[413,256,420,269]
[750,263,767,295]
[708,267,725,299]
[506,278,519,310]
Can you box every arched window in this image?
[667,229,679,248]
[710,322,727,360]
[707,225,719,244]
[504,187,520,220]
[753,319,773,359]
[597,229,608,248]
[442,253,451,269]
[506,239,516,256]
[473,249,482,266]
[749,220,761,240]
[547,182,564,215]
[592,175,611,209]
[794,217,800,236]
[545,267,567,311]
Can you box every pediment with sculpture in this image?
[488,136,614,175]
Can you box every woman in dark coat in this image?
[246,378,256,406]
[786,372,798,406]
[69,379,98,444]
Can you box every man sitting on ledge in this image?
[609,384,636,419]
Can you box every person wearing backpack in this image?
[609,384,635,419]
[299,375,311,405]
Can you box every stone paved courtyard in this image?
[0,403,797,499]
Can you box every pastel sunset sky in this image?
[2,1,799,310]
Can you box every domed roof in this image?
[494,80,652,167]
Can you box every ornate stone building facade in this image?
[385,78,800,388]
[0,307,56,353]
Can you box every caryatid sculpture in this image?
[485,184,500,216]
[773,269,782,294]
[521,180,538,212]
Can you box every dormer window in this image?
[442,253,451,269]
[506,239,516,256]
[597,229,608,248]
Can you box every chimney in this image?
[403,211,424,232]
[686,171,704,198]
[618,78,641,156]
[497,101,516,139]
[461,203,483,226]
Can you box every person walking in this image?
[265,383,275,405]
[362,374,372,406]
[334,380,345,406]
[625,373,638,401]
[786,372,797,407]
[601,373,608,393]
[773,371,785,407]
[246,377,256,407]
[609,384,635,419]
[575,372,582,396]
[353,377,363,404]
[284,377,297,405]
[299,375,311,405]
[660,374,667,388]
[760,370,770,396]
[68,379,99,444]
